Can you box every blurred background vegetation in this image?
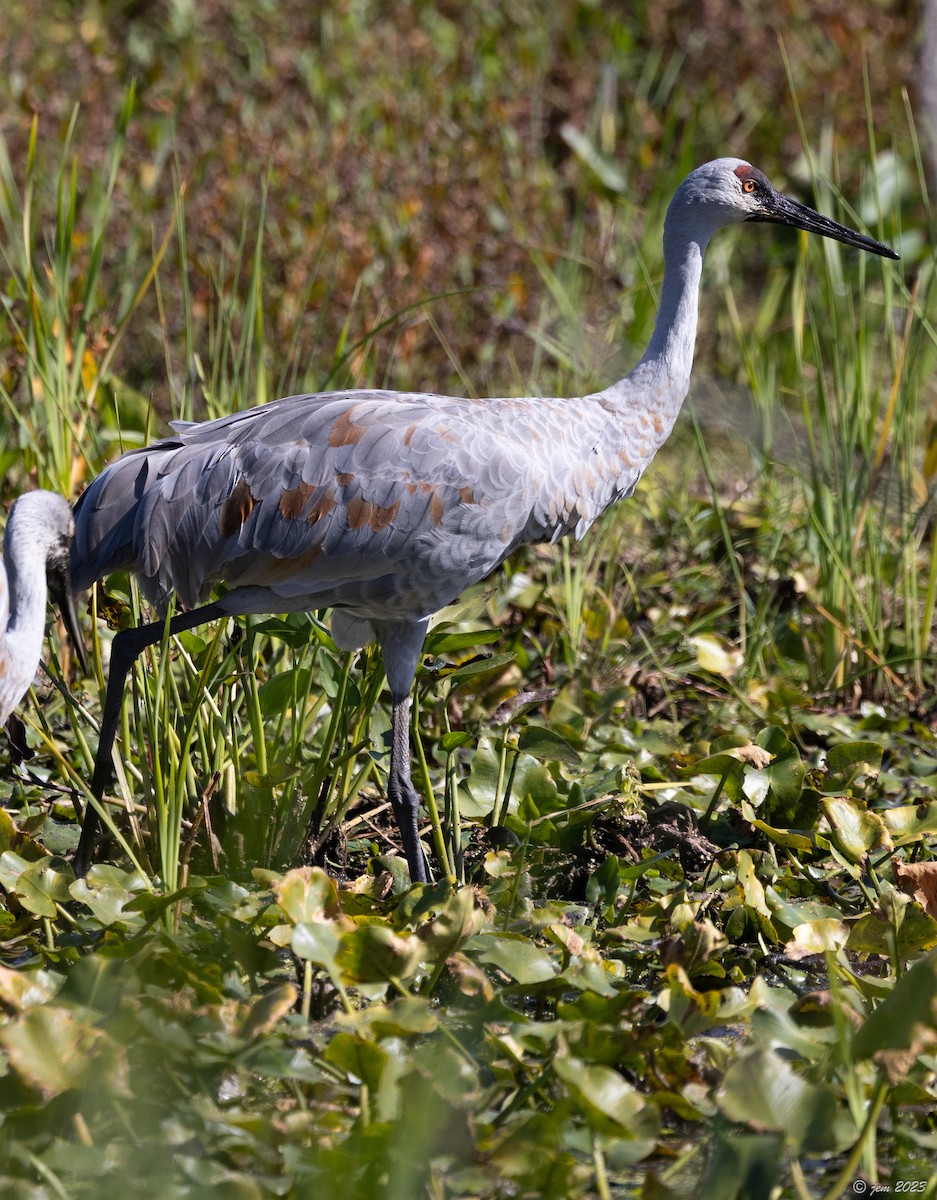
[0,0,921,415]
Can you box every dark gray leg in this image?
[73,602,225,877]
[375,618,431,884]
[387,693,429,883]
[76,604,434,886]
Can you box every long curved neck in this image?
[3,535,49,681]
[637,225,706,394]
[596,221,712,480]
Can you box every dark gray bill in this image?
[48,563,88,676]
[749,190,899,260]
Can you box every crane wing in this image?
[72,387,637,620]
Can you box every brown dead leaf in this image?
[894,860,937,920]
[734,745,773,769]
[446,952,495,1002]
[875,1036,937,1086]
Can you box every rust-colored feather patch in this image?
[306,486,337,525]
[328,409,365,447]
[220,480,258,538]
[278,481,314,521]
[370,499,400,530]
[346,495,372,530]
[346,495,402,532]
[259,544,323,583]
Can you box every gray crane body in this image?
[71,385,672,628]
[68,158,899,883]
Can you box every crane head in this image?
[673,158,898,259]
[734,162,898,259]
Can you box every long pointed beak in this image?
[49,567,89,676]
[749,190,899,260]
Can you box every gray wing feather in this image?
[72,388,641,619]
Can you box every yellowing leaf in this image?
[80,347,98,391]
[688,634,743,678]
[238,983,299,1040]
[822,796,892,861]
[0,965,59,1013]
[0,1007,127,1099]
[884,803,937,845]
[274,866,344,925]
[784,919,848,960]
[336,924,423,984]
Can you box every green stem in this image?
[820,1075,887,1200]
[412,690,454,883]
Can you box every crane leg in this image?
[73,602,225,878]
[74,605,433,886]
[387,693,430,884]
[375,617,431,884]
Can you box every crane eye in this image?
[742,178,757,194]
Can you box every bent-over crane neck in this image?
[3,540,50,684]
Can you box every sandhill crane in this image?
[70,158,898,882]
[0,491,85,726]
